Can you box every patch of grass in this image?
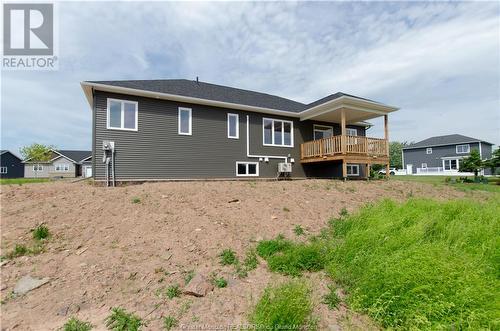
[243,249,258,271]
[265,242,326,277]
[5,244,28,259]
[235,264,248,278]
[105,307,143,331]
[282,207,290,212]
[184,270,195,285]
[33,224,50,240]
[61,317,93,331]
[322,284,341,310]
[393,175,500,193]
[219,249,238,266]
[339,207,348,218]
[249,281,316,330]
[213,277,228,288]
[293,224,304,236]
[163,316,178,330]
[0,178,50,185]
[327,198,500,329]
[256,235,292,258]
[166,284,181,299]
[131,197,141,204]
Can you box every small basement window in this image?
[107,98,138,131]
[227,113,239,139]
[178,107,192,135]
[236,162,259,177]
[426,148,432,154]
[0,167,7,174]
[347,164,359,176]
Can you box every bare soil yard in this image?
[0,179,471,330]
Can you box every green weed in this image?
[131,197,141,204]
[165,284,181,299]
[219,249,238,266]
[293,225,304,236]
[213,277,228,288]
[33,224,50,240]
[105,307,143,331]
[322,285,341,309]
[163,316,178,330]
[61,317,93,331]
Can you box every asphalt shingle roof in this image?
[88,79,376,113]
[56,150,91,163]
[405,134,493,149]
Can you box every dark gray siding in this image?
[0,152,24,178]
[403,142,481,174]
[93,91,366,180]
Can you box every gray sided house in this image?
[24,150,92,178]
[81,79,399,182]
[1,150,24,178]
[402,134,494,175]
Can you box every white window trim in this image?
[313,124,333,140]
[33,165,43,171]
[0,167,7,174]
[442,159,459,171]
[346,164,359,176]
[54,163,70,172]
[346,128,358,136]
[421,163,427,168]
[426,148,432,154]
[227,113,239,139]
[235,162,259,177]
[456,144,470,154]
[262,118,294,147]
[178,107,192,135]
[106,98,138,131]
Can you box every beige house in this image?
[24,150,92,178]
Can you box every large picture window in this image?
[178,107,192,135]
[227,113,239,139]
[107,99,138,131]
[263,118,293,147]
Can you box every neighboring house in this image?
[81,79,399,182]
[0,150,24,178]
[24,150,92,178]
[402,134,494,175]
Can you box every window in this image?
[263,118,293,147]
[456,144,470,154]
[347,164,359,176]
[227,113,239,139]
[107,99,138,131]
[313,125,333,140]
[421,163,427,168]
[0,167,7,174]
[426,148,432,154]
[443,159,458,171]
[236,162,259,177]
[55,163,70,172]
[33,165,43,171]
[178,107,192,135]
[346,128,357,136]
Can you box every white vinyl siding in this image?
[263,118,293,147]
[227,113,239,139]
[347,164,359,176]
[456,144,470,154]
[178,107,192,135]
[236,162,259,177]
[107,98,138,131]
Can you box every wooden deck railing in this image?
[301,135,388,160]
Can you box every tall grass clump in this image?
[249,281,316,330]
[327,198,500,330]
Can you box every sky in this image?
[1,1,499,156]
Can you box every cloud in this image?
[1,1,499,155]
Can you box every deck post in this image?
[385,163,390,178]
[342,159,347,179]
[366,163,370,179]
[341,108,346,154]
[384,114,389,156]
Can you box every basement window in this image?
[236,162,259,177]
[107,98,138,131]
[347,164,359,176]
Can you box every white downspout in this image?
[246,115,288,161]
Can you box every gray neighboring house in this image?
[24,150,92,178]
[81,79,399,182]
[402,134,494,175]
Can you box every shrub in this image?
[163,316,178,330]
[293,225,304,236]
[213,277,227,288]
[33,224,50,240]
[165,284,181,299]
[322,285,341,309]
[256,235,292,258]
[249,281,315,330]
[105,307,142,331]
[219,249,238,266]
[61,317,93,331]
